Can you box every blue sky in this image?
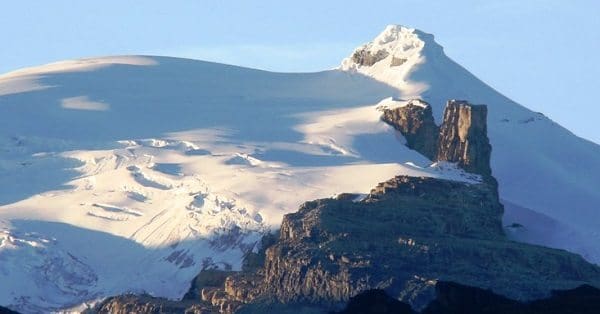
[1,1,599,143]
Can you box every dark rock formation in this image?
[381,100,439,160]
[381,99,492,177]
[335,289,415,314]
[436,100,492,177]
[390,56,408,67]
[351,48,389,66]
[183,269,237,301]
[337,282,600,314]
[421,281,600,314]
[421,281,519,314]
[525,284,600,314]
[252,178,600,311]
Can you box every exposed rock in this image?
[381,99,493,177]
[381,100,439,160]
[254,178,600,311]
[436,100,492,177]
[390,56,408,67]
[183,269,237,301]
[365,176,504,239]
[92,294,214,314]
[351,48,389,66]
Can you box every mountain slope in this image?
[0,25,599,312]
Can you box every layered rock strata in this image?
[436,100,492,177]
[381,100,439,160]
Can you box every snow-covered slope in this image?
[0,25,599,312]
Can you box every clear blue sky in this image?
[1,1,598,143]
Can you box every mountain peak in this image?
[373,24,430,46]
[340,25,445,100]
[340,25,442,72]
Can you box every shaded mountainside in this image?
[91,101,600,313]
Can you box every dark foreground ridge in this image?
[91,100,600,313]
[337,282,600,314]
[0,306,20,314]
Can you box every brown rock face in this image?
[381,100,439,160]
[381,99,493,177]
[351,48,389,66]
[436,100,492,177]
[92,294,213,314]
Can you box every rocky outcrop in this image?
[92,294,213,314]
[381,99,492,177]
[253,178,600,310]
[183,269,237,301]
[351,48,389,66]
[436,100,492,177]
[381,100,439,160]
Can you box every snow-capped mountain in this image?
[0,25,598,312]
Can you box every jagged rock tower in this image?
[381,99,439,160]
[382,99,493,178]
[436,100,492,177]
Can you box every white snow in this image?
[0,25,599,312]
[375,97,430,110]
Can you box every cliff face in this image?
[382,99,492,177]
[436,100,492,177]
[92,294,212,314]
[381,100,439,160]
[256,177,600,310]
